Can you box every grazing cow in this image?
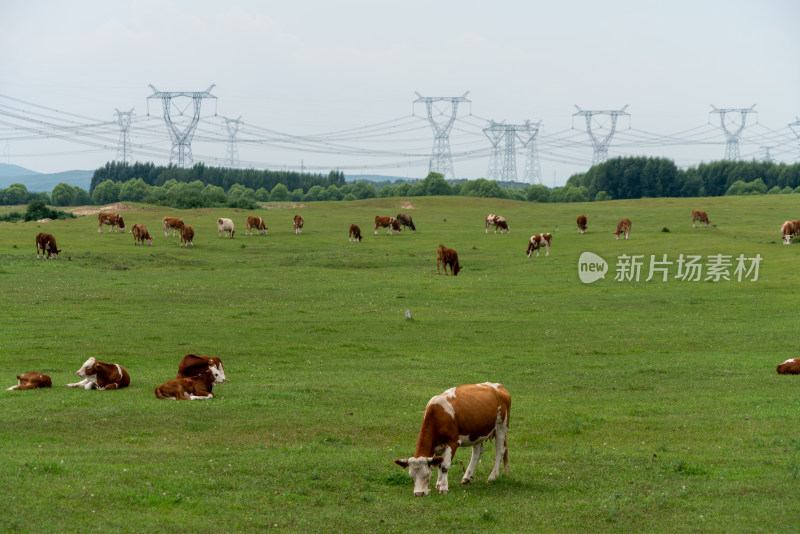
[65,357,130,390]
[577,215,588,234]
[374,216,401,235]
[349,224,363,242]
[436,246,461,276]
[294,215,304,235]
[163,217,184,237]
[35,233,61,259]
[217,218,235,238]
[692,210,710,228]
[131,223,153,246]
[781,220,800,245]
[246,216,268,236]
[98,212,126,233]
[526,233,552,258]
[6,372,52,391]
[180,225,194,247]
[394,382,511,496]
[396,213,416,231]
[777,358,800,374]
[175,354,226,380]
[154,368,225,400]
[485,214,509,234]
[615,219,632,240]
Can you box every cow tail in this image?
[154,387,168,399]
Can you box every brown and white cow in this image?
[98,212,126,233]
[6,372,52,391]
[246,216,268,236]
[615,218,632,240]
[349,224,363,242]
[180,225,194,247]
[436,246,461,276]
[374,216,401,235]
[163,216,184,237]
[294,215,304,235]
[65,357,130,390]
[217,218,235,238]
[175,354,226,380]
[577,215,588,234]
[781,220,800,245]
[526,233,552,258]
[777,358,800,374]
[394,382,511,496]
[154,368,225,400]
[691,210,710,228]
[396,213,416,231]
[485,214,509,234]
[131,223,153,246]
[35,233,61,259]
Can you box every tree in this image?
[3,183,28,205]
[50,183,77,206]
[270,183,290,202]
[91,180,120,204]
[119,178,150,202]
[525,184,550,202]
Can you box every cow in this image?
[615,219,632,240]
[485,214,509,234]
[131,223,153,246]
[217,218,235,238]
[35,233,61,259]
[349,224,363,242]
[154,368,225,400]
[394,382,511,497]
[163,217,184,237]
[436,247,461,276]
[175,354,226,380]
[692,210,710,228]
[577,215,588,234]
[6,372,52,391]
[98,212,126,233]
[246,216,268,236]
[65,357,130,390]
[180,225,194,247]
[526,233,552,258]
[780,220,800,245]
[777,358,800,374]
[374,216,401,235]
[294,215,304,235]
[396,213,416,231]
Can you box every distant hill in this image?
[0,164,93,192]
[345,174,415,183]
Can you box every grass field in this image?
[1,195,800,533]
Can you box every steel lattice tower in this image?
[148,84,217,167]
[483,121,505,180]
[483,121,539,182]
[709,105,756,160]
[224,116,243,168]
[414,91,470,179]
[789,117,800,157]
[115,108,134,164]
[523,124,543,185]
[573,105,629,166]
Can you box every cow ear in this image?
[429,456,444,467]
[394,458,409,469]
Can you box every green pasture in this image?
[1,195,799,532]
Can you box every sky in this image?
[1,0,798,186]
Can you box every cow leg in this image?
[488,417,509,482]
[545,244,550,257]
[461,443,484,484]
[65,378,91,388]
[435,444,456,494]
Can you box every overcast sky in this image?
[1,0,798,185]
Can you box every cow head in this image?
[394,456,444,496]
[210,360,226,383]
[117,217,126,231]
[452,262,461,276]
[76,357,97,377]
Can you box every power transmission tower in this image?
[709,105,756,160]
[761,146,774,163]
[789,117,800,157]
[573,105,629,166]
[114,108,134,164]
[482,121,539,182]
[223,116,243,168]
[483,121,505,180]
[414,91,470,179]
[523,124,543,185]
[147,84,217,167]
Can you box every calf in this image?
[526,233,552,258]
[781,220,800,245]
[217,218,235,238]
[6,372,52,391]
[175,354,226,380]
[131,223,153,246]
[246,216,268,236]
[615,218,632,240]
[577,215,588,234]
[485,214,509,234]
[349,224,363,242]
[374,216,401,235]
[777,358,800,374]
[154,368,224,400]
[436,246,461,276]
[35,233,61,259]
[180,225,194,247]
[65,357,130,390]
[394,382,511,496]
[294,215,304,235]
[396,213,416,231]
[163,216,184,237]
[692,210,710,228]
[98,212,126,233]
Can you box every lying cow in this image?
[615,218,632,240]
[35,233,61,259]
[691,210,710,228]
[436,246,461,276]
[65,357,130,390]
[777,358,800,374]
[6,372,52,391]
[396,213,416,231]
[180,225,194,247]
[175,354,226,380]
[98,212,126,233]
[394,382,511,496]
[217,218,235,238]
[131,223,153,246]
[246,216,268,236]
[294,215,304,235]
[526,233,552,258]
[374,216,401,235]
[163,217,184,237]
[485,214,509,234]
[577,215,588,234]
[154,368,225,400]
[781,220,800,245]
[349,224,363,242]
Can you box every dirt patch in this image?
[36,218,52,223]
[261,203,307,210]
[68,203,134,216]
[398,201,419,210]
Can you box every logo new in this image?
[579,252,608,284]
